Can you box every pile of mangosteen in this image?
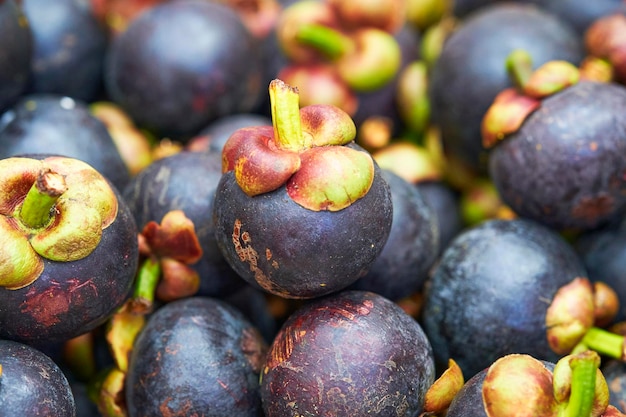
[2,0,626,416]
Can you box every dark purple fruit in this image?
[125,296,268,417]
[105,0,263,141]
[0,94,130,191]
[416,180,464,253]
[421,218,589,378]
[22,0,108,102]
[428,3,584,173]
[575,223,626,323]
[349,169,440,301]
[489,81,626,232]
[188,113,272,154]
[123,150,248,298]
[214,149,393,299]
[0,155,139,345]
[0,339,76,416]
[0,0,32,114]
[261,290,435,417]
[601,360,626,413]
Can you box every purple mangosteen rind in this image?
[0,155,139,344]
[222,79,375,212]
[488,80,626,231]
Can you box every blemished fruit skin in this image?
[0,160,139,345]
[428,3,584,173]
[0,94,131,191]
[0,0,32,114]
[489,81,626,232]
[213,153,393,299]
[260,290,435,417]
[0,339,76,417]
[104,0,263,141]
[125,296,268,417]
[421,218,588,379]
[122,151,248,298]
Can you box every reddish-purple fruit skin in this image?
[261,290,435,416]
[0,168,139,345]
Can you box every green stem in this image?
[506,49,534,91]
[130,257,162,314]
[19,168,66,229]
[269,79,307,152]
[558,351,600,417]
[580,327,625,360]
[295,23,353,60]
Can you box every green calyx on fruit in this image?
[545,277,595,355]
[295,24,402,91]
[482,350,609,417]
[584,13,626,84]
[223,79,374,212]
[0,156,118,290]
[482,49,581,148]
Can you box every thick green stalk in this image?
[580,327,625,360]
[295,23,353,60]
[269,79,308,152]
[506,49,534,91]
[19,168,66,229]
[131,257,162,314]
[558,351,600,417]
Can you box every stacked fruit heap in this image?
[2,0,626,416]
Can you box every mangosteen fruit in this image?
[122,150,248,299]
[488,81,626,232]
[349,168,440,301]
[446,352,612,417]
[104,0,263,141]
[0,155,139,345]
[428,3,584,173]
[421,218,591,378]
[186,112,272,154]
[260,290,435,416]
[416,180,464,253]
[575,224,626,323]
[125,296,268,417]
[0,0,32,114]
[21,0,108,102]
[213,79,393,299]
[0,94,130,191]
[0,339,76,416]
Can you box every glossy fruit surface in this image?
[489,81,626,232]
[261,290,435,416]
[213,149,393,299]
[0,339,76,416]
[429,3,584,173]
[125,296,267,417]
[0,94,130,191]
[421,218,588,378]
[105,0,263,141]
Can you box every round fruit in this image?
[489,81,626,232]
[105,0,263,141]
[261,290,435,416]
[125,296,268,417]
[0,339,76,416]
